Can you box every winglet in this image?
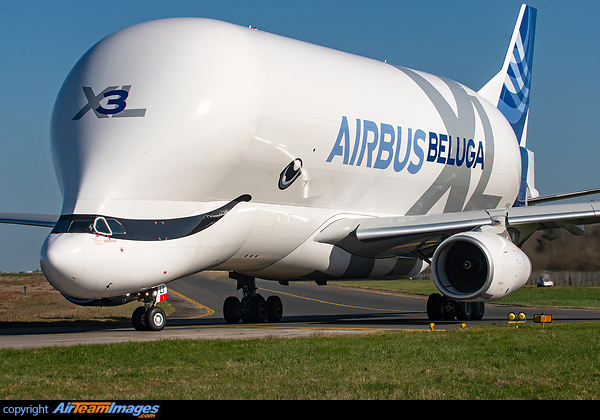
[479,4,538,206]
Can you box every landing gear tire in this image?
[223,296,241,324]
[426,293,456,320]
[240,296,252,323]
[224,272,285,324]
[131,284,168,331]
[455,302,473,321]
[426,293,444,321]
[132,306,148,331]
[146,306,166,331]
[471,301,485,320]
[426,293,485,321]
[132,305,166,331]
[248,295,267,323]
[440,296,456,320]
[266,296,283,323]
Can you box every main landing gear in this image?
[223,272,283,324]
[426,293,485,321]
[131,284,168,331]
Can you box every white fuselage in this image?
[41,18,521,299]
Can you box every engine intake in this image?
[432,232,531,301]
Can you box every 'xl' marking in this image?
[72,85,146,120]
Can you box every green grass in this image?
[499,285,600,309]
[2,323,600,399]
[3,274,600,400]
[339,279,600,309]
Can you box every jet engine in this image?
[431,232,531,302]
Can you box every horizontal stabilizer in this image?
[0,213,58,228]
[527,187,600,205]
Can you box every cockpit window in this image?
[52,215,126,236]
[107,218,126,235]
[93,217,112,236]
[52,219,71,234]
[67,217,95,233]
[49,194,251,241]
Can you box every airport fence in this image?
[526,271,600,286]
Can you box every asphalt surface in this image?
[2,272,600,349]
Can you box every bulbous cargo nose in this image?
[40,233,87,298]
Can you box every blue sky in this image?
[1,0,599,271]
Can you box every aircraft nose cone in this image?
[40,234,86,297]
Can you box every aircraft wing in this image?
[0,213,58,228]
[314,202,600,260]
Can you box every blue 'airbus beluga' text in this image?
[326,116,484,173]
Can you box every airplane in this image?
[3,4,600,331]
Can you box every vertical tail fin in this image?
[478,4,538,206]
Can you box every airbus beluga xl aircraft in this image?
[3,4,600,331]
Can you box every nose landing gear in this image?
[223,272,284,324]
[131,284,168,331]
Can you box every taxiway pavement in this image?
[1,272,599,349]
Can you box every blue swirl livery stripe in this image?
[495,5,536,207]
[497,5,536,145]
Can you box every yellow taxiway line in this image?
[168,286,438,333]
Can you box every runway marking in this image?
[171,285,393,316]
[230,322,439,332]
[331,285,429,301]
[169,289,214,318]
[260,286,402,312]
[163,322,436,333]
[168,280,434,333]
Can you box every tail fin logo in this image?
[497,5,537,145]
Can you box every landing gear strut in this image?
[131,284,168,331]
[223,272,283,324]
[426,293,485,321]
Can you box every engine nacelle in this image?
[431,232,531,302]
